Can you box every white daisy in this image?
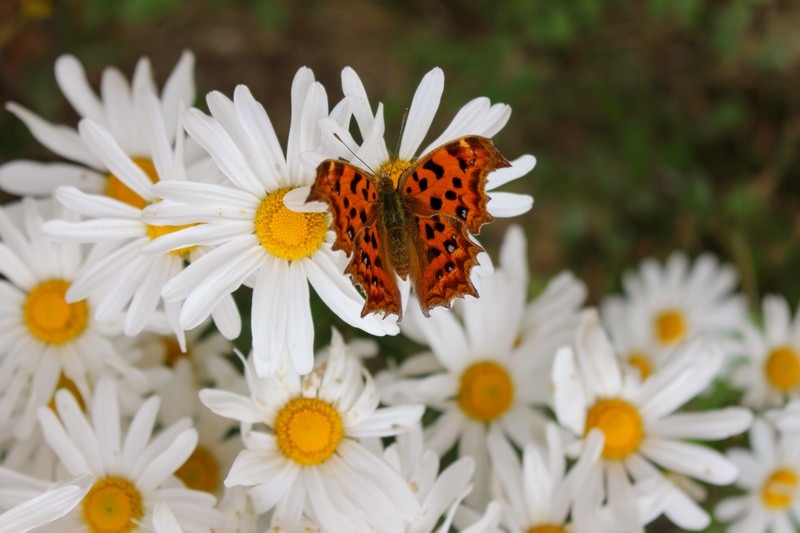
[601,252,747,374]
[731,295,800,408]
[0,52,198,197]
[379,225,585,507]
[716,418,800,532]
[199,329,424,531]
[40,79,240,346]
[140,68,397,376]
[551,311,753,531]
[0,471,91,532]
[304,66,535,220]
[36,377,225,531]
[487,424,604,532]
[0,198,146,440]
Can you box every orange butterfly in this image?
[308,136,510,319]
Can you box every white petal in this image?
[399,68,444,160]
[487,191,533,217]
[649,409,752,440]
[43,218,145,243]
[6,103,103,169]
[0,161,105,196]
[55,186,140,219]
[640,438,739,485]
[160,51,195,140]
[78,119,155,200]
[55,55,104,122]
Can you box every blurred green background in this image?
[2,0,799,308]
[1,1,799,531]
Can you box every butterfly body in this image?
[309,136,511,319]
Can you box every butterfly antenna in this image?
[388,107,409,179]
[333,133,376,175]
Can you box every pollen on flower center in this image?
[627,351,653,380]
[764,346,800,391]
[106,157,158,209]
[146,222,198,257]
[377,159,412,187]
[254,187,328,261]
[175,446,220,493]
[761,467,798,509]
[654,308,687,345]
[24,280,88,344]
[457,361,514,422]
[274,397,344,466]
[82,476,143,533]
[584,398,644,459]
[527,525,567,533]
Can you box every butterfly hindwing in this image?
[410,214,483,317]
[346,224,402,318]
[308,160,379,255]
[399,136,511,234]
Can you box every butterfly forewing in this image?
[398,136,511,234]
[308,160,379,255]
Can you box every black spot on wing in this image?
[456,206,468,220]
[425,224,434,240]
[452,177,462,188]
[458,158,468,173]
[445,190,457,200]
[349,207,357,218]
[423,159,444,180]
[359,210,367,223]
[418,178,428,191]
[430,197,443,210]
[427,247,441,261]
[445,241,456,253]
[350,172,363,194]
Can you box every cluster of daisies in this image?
[0,52,797,533]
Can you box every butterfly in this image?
[308,136,511,319]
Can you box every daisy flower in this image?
[731,295,800,408]
[0,471,91,532]
[36,377,225,531]
[0,198,146,440]
[487,424,604,532]
[551,311,753,531]
[0,52,197,197]
[601,252,747,374]
[198,329,424,531]
[40,77,240,346]
[141,68,397,376]
[379,225,585,506]
[716,418,800,532]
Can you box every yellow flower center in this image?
[274,397,344,466]
[47,373,86,413]
[145,222,198,257]
[82,476,143,533]
[654,309,687,345]
[106,158,158,209]
[162,337,188,368]
[764,346,800,392]
[175,445,220,493]
[761,467,798,509]
[627,351,653,380]
[457,361,514,422]
[377,159,412,187]
[528,526,566,533]
[254,188,328,261]
[24,280,88,344]
[585,398,644,459]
